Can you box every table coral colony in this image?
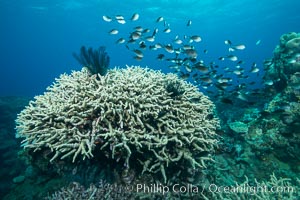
[16,65,220,183]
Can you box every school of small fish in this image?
[102,13,267,104]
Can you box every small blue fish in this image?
[187,20,192,26]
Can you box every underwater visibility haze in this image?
[1,0,300,199]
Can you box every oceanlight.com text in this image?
[208,183,295,195]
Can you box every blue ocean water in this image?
[0,0,300,96]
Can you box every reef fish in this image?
[224,40,232,45]
[156,16,164,22]
[131,13,139,21]
[187,20,192,26]
[232,44,246,50]
[190,35,202,42]
[109,29,119,34]
[227,55,238,61]
[116,38,126,44]
[103,15,112,22]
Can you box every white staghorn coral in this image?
[16,65,219,183]
[203,173,300,200]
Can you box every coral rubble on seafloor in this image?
[15,66,219,185]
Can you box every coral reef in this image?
[286,72,300,100]
[164,79,185,98]
[45,173,300,200]
[264,32,300,93]
[45,179,192,200]
[6,32,300,199]
[228,121,248,134]
[285,36,300,53]
[204,33,300,197]
[256,32,300,165]
[0,96,31,197]
[45,180,133,200]
[72,46,110,75]
[16,66,219,184]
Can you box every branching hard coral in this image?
[45,180,133,200]
[47,173,300,200]
[72,46,110,75]
[203,173,300,200]
[16,66,219,183]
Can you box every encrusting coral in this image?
[264,32,300,87]
[228,121,248,134]
[16,66,219,183]
[285,37,300,54]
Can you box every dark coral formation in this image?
[257,32,300,163]
[164,79,185,98]
[0,96,31,197]
[196,32,300,199]
[73,46,110,75]
[264,32,300,94]
[240,33,300,170]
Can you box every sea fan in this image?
[73,46,110,76]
